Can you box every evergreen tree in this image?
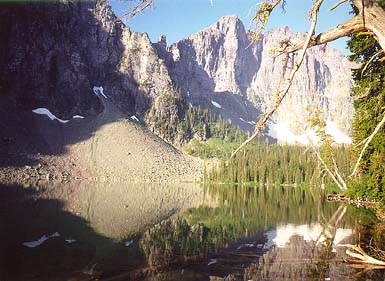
[347,0,385,200]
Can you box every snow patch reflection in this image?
[265,223,353,252]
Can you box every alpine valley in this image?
[0,0,355,181]
[4,1,385,281]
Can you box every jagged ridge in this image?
[155,15,355,137]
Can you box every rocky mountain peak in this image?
[210,14,244,35]
[159,14,258,97]
[156,17,355,137]
[2,0,356,147]
[157,35,167,48]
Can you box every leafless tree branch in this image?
[339,244,385,266]
[309,141,347,190]
[271,15,366,53]
[329,0,348,12]
[127,0,155,17]
[350,112,385,177]
[231,0,325,158]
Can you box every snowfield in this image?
[268,121,352,145]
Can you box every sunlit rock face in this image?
[250,26,355,136]
[157,15,355,138]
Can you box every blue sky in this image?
[110,0,352,54]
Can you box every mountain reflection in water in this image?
[1,182,384,280]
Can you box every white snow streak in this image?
[32,108,69,123]
[125,240,134,247]
[65,239,76,244]
[93,86,107,98]
[211,101,221,108]
[130,115,139,122]
[22,232,60,248]
[240,117,255,125]
[32,108,85,123]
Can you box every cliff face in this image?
[248,26,355,134]
[0,0,172,120]
[155,15,261,131]
[157,16,355,135]
[1,3,355,147]
[0,0,200,181]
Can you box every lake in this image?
[0,181,384,280]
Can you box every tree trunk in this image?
[275,0,385,53]
[355,0,385,51]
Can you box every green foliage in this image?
[140,218,211,268]
[146,86,187,144]
[183,138,246,159]
[347,3,385,202]
[147,87,247,146]
[207,142,351,187]
[140,183,351,270]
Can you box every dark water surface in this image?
[0,181,384,280]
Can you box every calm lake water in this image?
[0,181,384,280]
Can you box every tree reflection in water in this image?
[137,184,385,280]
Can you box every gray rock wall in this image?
[0,0,172,120]
[158,16,355,135]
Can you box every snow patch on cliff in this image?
[32,108,85,123]
[32,108,69,123]
[130,115,139,122]
[240,117,255,125]
[23,232,60,248]
[93,86,107,98]
[325,122,352,144]
[268,121,351,145]
[211,101,221,108]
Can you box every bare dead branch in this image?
[332,157,348,190]
[272,0,385,53]
[249,0,284,40]
[350,0,385,50]
[127,0,155,17]
[353,136,370,148]
[339,244,385,266]
[314,205,347,243]
[309,142,347,190]
[353,86,371,101]
[231,0,325,158]
[272,16,366,53]
[344,264,385,279]
[328,0,348,12]
[361,50,385,76]
[350,113,385,177]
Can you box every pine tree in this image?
[348,0,385,200]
